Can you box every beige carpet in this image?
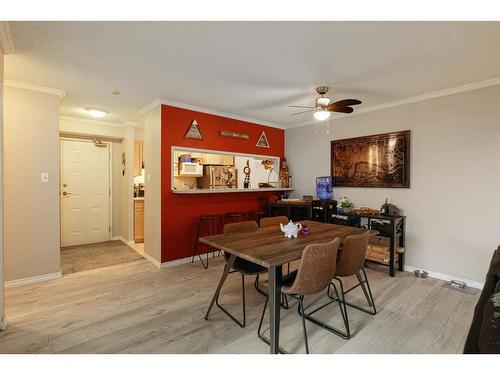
[61,240,144,275]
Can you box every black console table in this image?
[332,212,406,277]
[268,201,406,277]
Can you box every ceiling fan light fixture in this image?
[313,108,331,121]
[316,97,331,106]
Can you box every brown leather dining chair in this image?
[257,238,341,354]
[302,230,376,340]
[215,221,268,328]
[259,216,289,228]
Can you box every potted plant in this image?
[338,196,354,213]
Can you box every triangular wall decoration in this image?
[256,131,270,148]
[184,119,204,140]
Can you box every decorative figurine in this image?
[299,224,311,236]
[243,160,251,188]
[280,220,303,238]
[380,198,400,216]
[279,158,290,188]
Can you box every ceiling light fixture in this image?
[313,108,331,121]
[112,90,121,95]
[86,108,108,118]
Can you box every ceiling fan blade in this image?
[329,99,362,108]
[289,105,315,109]
[289,109,315,116]
[329,106,354,114]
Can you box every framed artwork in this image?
[331,130,410,188]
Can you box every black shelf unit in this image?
[267,201,406,277]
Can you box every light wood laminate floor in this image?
[0,258,478,354]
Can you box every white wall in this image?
[286,85,500,285]
[143,105,162,263]
[4,86,61,282]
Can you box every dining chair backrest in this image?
[282,238,341,296]
[259,216,289,228]
[223,220,258,235]
[335,231,370,277]
[222,221,259,263]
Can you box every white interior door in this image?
[61,139,111,247]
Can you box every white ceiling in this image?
[5,21,500,128]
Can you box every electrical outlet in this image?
[41,172,49,183]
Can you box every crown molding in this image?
[287,76,500,129]
[60,115,127,128]
[139,99,161,115]
[140,98,285,129]
[124,120,141,127]
[0,21,14,55]
[5,80,66,98]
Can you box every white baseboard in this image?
[143,250,219,270]
[5,271,62,288]
[111,236,127,243]
[404,265,484,290]
[142,251,162,268]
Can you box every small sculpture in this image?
[243,160,251,188]
[299,224,311,236]
[279,158,290,188]
[280,220,303,239]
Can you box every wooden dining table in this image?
[200,220,375,354]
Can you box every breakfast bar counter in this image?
[171,187,294,194]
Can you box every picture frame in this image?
[331,130,410,188]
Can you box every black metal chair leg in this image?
[361,268,377,314]
[253,274,267,297]
[241,273,246,326]
[257,295,269,339]
[191,220,209,269]
[298,296,310,354]
[332,279,351,339]
[356,271,372,307]
[191,219,202,264]
[256,294,292,354]
[215,273,247,327]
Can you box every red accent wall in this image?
[161,105,285,262]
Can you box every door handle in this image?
[62,191,72,196]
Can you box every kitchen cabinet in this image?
[221,155,234,165]
[134,140,144,177]
[202,153,234,165]
[134,199,144,243]
[205,153,221,165]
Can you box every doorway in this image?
[59,138,144,275]
[60,139,111,246]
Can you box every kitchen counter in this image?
[133,197,144,200]
[171,187,293,194]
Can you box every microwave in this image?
[178,162,203,176]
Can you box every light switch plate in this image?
[41,172,49,183]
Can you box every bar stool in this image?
[248,210,266,224]
[191,215,224,269]
[224,212,247,225]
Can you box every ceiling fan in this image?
[289,86,362,121]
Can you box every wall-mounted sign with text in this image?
[219,130,250,140]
